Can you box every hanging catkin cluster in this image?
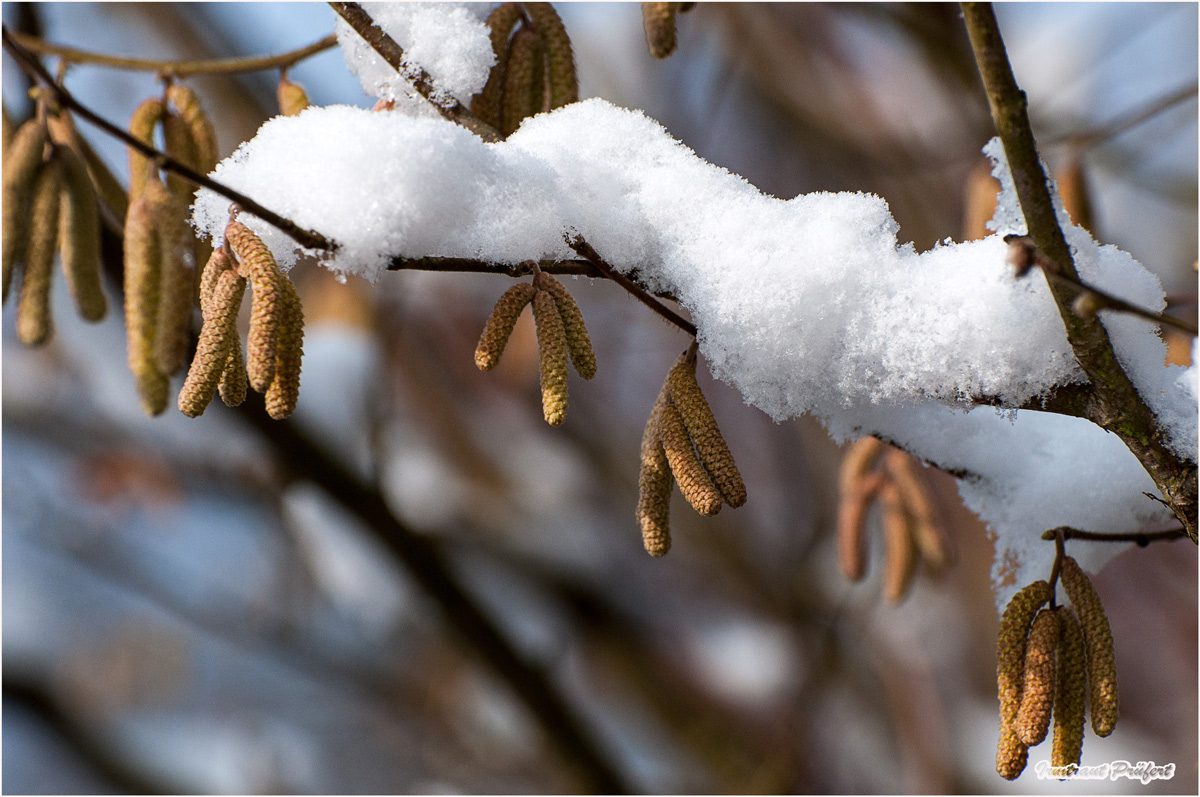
[122,85,218,415]
[836,437,954,602]
[179,219,304,420]
[994,560,1115,780]
[636,348,746,556]
[3,103,107,346]
[640,3,694,59]
[474,268,595,426]
[470,3,578,138]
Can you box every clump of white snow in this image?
[334,2,493,107]
[193,74,1194,614]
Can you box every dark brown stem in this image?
[2,25,338,254]
[327,1,502,143]
[567,235,697,337]
[1040,525,1186,546]
[961,3,1197,541]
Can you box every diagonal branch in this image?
[961,2,1197,541]
[329,2,698,339]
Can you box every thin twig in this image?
[1049,81,1198,150]
[567,235,697,337]
[1006,235,1198,335]
[1041,525,1186,546]
[327,2,501,143]
[6,31,338,77]
[961,3,1197,541]
[2,26,338,254]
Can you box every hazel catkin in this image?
[166,83,218,175]
[500,27,543,137]
[127,98,165,202]
[471,2,523,131]
[264,279,304,420]
[523,3,578,109]
[56,145,107,322]
[3,119,48,302]
[666,356,746,507]
[642,2,681,59]
[124,192,169,416]
[534,271,596,379]
[178,268,245,417]
[225,220,286,392]
[531,287,569,425]
[636,382,674,556]
[878,481,917,603]
[1059,556,1118,737]
[1014,608,1059,746]
[475,282,536,371]
[996,580,1053,728]
[17,154,64,346]
[658,395,723,517]
[1051,606,1087,771]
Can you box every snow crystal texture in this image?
[193,29,1196,611]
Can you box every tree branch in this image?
[961,2,1197,541]
[1,26,338,254]
[327,1,502,143]
[6,31,338,77]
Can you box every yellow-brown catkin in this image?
[199,246,235,315]
[534,271,596,379]
[1059,556,1118,737]
[124,193,169,416]
[57,145,107,322]
[276,75,311,117]
[523,3,578,109]
[225,220,285,392]
[531,287,569,425]
[127,98,165,201]
[161,111,199,202]
[997,580,1053,728]
[879,481,917,603]
[837,470,886,582]
[3,119,48,302]
[885,449,953,569]
[475,282,537,370]
[637,380,674,556]
[178,268,245,417]
[836,436,887,581]
[167,84,218,175]
[219,340,248,407]
[17,154,64,346]
[666,357,746,508]
[1015,608,1060,746]
[996,723,1030,781]
[500,27,543,138]
[48,111,129,223]
[659,396,723,517]
[1051,606,1087,772]
[145,182,196,375]
[471,2,523,131]
[264,280,304,420]
[642,2,680,59]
